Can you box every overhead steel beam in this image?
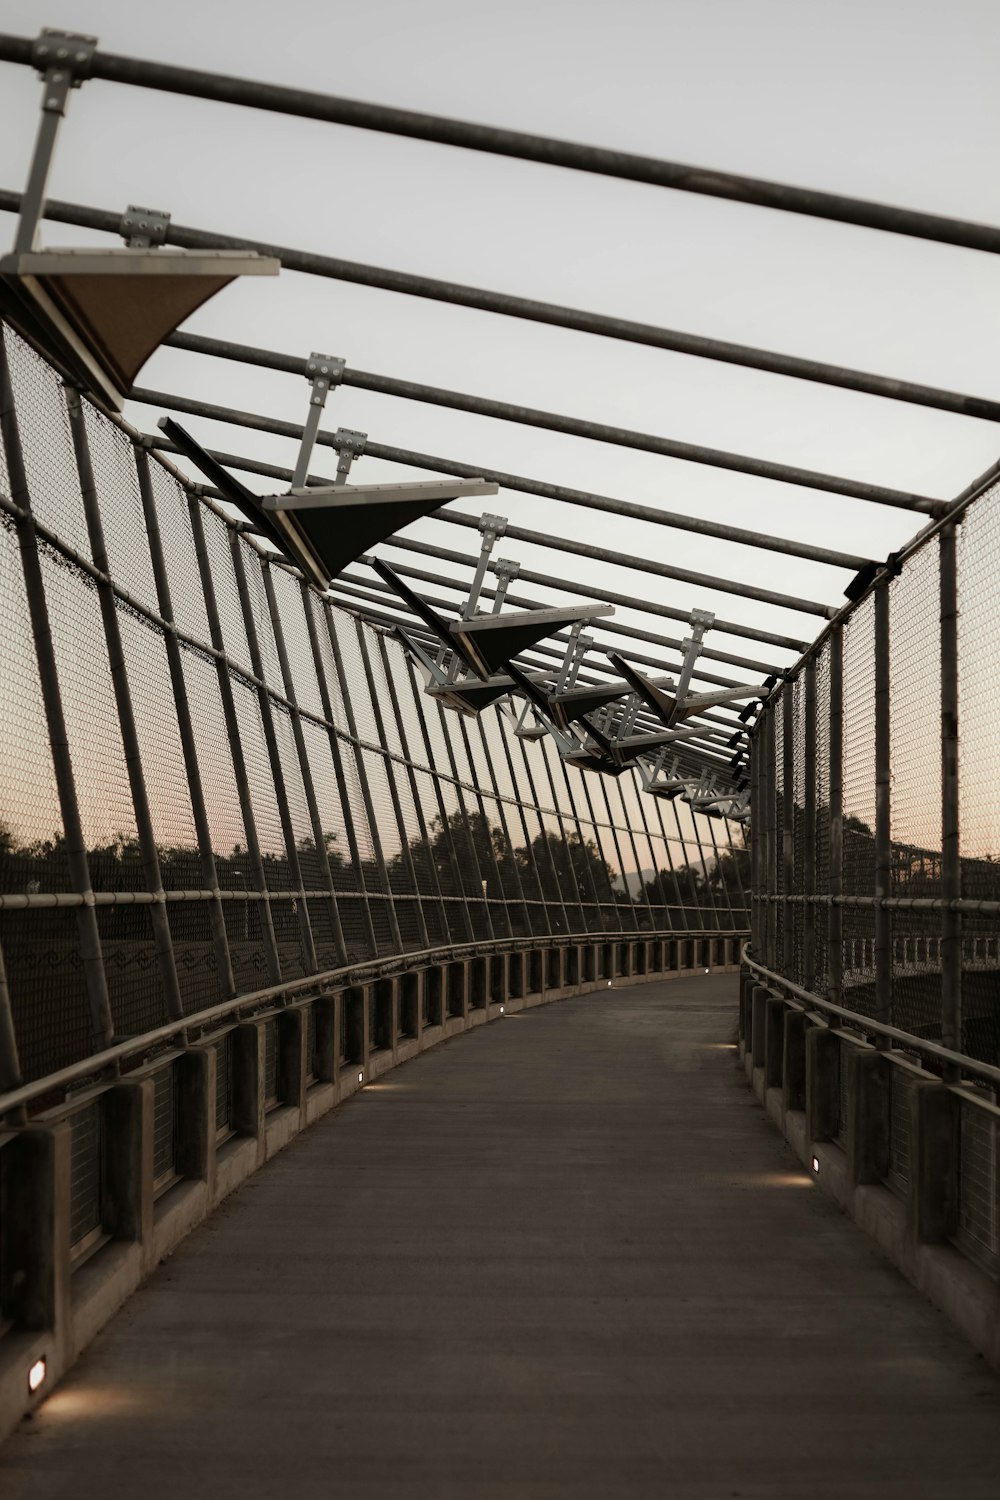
[165,330,939,516]
[132,384,872,569]
[1,37,999,256]
[132,387,834,616]
[3,190,999,423]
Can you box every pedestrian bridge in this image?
[1,25,1000,1494]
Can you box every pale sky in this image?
[1,0,998,679]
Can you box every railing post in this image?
[352,620,429,951]
[765,698,778,971]
[67,390,184,1022]
[874,580,892,1036]
[186,496,282,985]
[403,657,475,944]
[939,524,961,1066]
[321,606,403,955]
[228,537,318,973]
[828,627,844,1004]
[782,685,795,972]
[374,633,451,945]
[300,588,379,960]
[0,335,114,1050]
[803,658,817,992]
[261,564,349,967]
[135,446,236,1000]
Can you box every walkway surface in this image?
[3,975,1000,1499]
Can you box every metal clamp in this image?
[333,427,367,485]
[31,28,96,80]
[119,205,171,249]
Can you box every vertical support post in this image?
[135,446,235,999]
[322,603,403,955]
[498,726,553,938]
[456,714,512,939]
[438,711,497,941]
[0,334,113,1049]
[228,536,318,973]
[67,389,184,1021]
[186,495,282,985]
[300,586,379,960]
[765,701,778,971]
[468,710,533,938]
[803,658,817,992]
[374,633,450,946]
[782,686,794,970]
[828,628,844,1004]
[874,581,892,1036]
[261,564,349,967]
[512,733,569,935]
[939,525,961,1067]
[353,619,429,951]
[405,668,475,944]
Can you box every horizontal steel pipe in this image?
[130,383,868,571]
[3,189,998,423]
[133,387,832,615]
[2,39,999,256]
[167,331,936,518]
[147,432,810,653]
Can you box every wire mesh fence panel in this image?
[841,596,877,1018]
[82,402,159,613]
[814,643,831,996]
[334,613,379,744]
[888,539,943,1039]
[197,506,254,676]
[228,678,289,888]
[146,460,213,643]
[167,902,222,1014]
[957,486,1000,1064]
[309,597,350,733]
[40,548,143,891]
[790,676,806,987]
[239,547,283,692]
[0,514,70,895]
[119,607,200,889]
[4,326,91,559]
[1,909,92,1080]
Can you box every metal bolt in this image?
[56,46,68,58]
[75,50,88,62]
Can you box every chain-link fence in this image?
[750,473,1000,1070]
[748,462,1000,1270]
[0,322,749,1088]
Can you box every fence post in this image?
[0,337,114,1050]
[186,495,282,986]
[803,658,817,992]
[135,446,235,1000]
[321,606,403,955]
[939,524,961,1067]
[828,627,844,1005]
[874,581,892,1037]
[261,563,349,968]
[66,390,184,1022]
[374,633,451,945]
[300,587,379,960]
[353,620,429,951]
[228,535,318,974]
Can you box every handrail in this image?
[1,929,745,1118]
[743,952,1000,1090]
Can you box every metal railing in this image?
[744,466,1000,1281]
[0,317,749,1104]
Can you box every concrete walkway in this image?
[3,975,1000,1499]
